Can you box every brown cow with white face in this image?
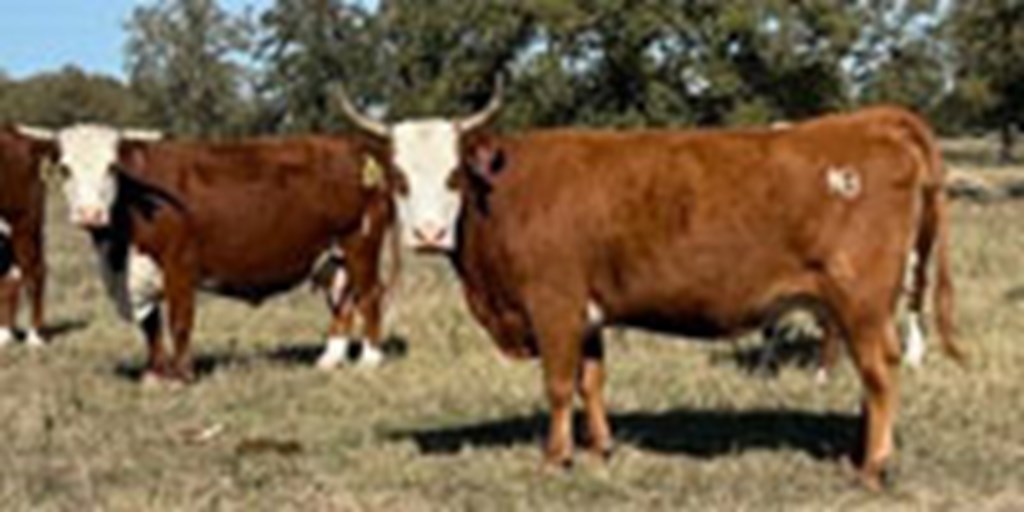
[340,90,964,488]
[0,127,54,348]
[17,124,399,381]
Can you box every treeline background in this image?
[0,0,1022,161]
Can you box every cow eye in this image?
[393,171,410,196]
[446,170,464,191]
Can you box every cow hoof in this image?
[316,336,351,370]
[541,456,574,473]
[814,367,830,385]
[25,330,46,348]
[141,370,168,390]
[354,341,384,369]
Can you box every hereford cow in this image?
[0,127,53,347]
[339,90,964,488]
[16,125,399,381]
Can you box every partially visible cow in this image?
[16,125,399,381]
[339,89,964,488]
[0,127,53,347]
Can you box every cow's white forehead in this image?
[57,124,121,177]
[391,119,460,166]
[0,217,10,236]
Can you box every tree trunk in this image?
[999,123,1016,165]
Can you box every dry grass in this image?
[1,144,1022,511]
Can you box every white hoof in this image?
[814,367,830,385]
[902,313,926,368]
[355,341,384,369]
[0,327,13,348]
[25,329,46,348]
[316,337,350,370]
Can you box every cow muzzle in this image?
[411,223,451,253]
[71,206,110,228]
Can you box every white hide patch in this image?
[586,300,605,328]
[826,166,862,200]
[391,120,462,250]
[0,218,10,236]
[316,336,351,370]
[99,245,164,323]
[25,329,45,348]
[0,327,13,347]
[356,342,384,368]
[902,312,927,367]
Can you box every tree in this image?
[125,0,254,137]
[0,67,147,127]
[949,0,1024,163]
[254,0,382,133]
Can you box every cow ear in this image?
[468,145,506,182]
[117,140,149,171]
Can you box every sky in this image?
[0,0,273,80]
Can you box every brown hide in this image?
[0,127,53,340]
[109,135,397,378]
[451,106,958,486]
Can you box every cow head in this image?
[335,81,503,252]
[16,124,162,228]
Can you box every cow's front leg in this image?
[154,250,195,383]
[138,308,167,382]
[126,248,170,382]
[0,271,18,347]
[528,289,586,469]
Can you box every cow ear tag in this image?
[362,156,385,189]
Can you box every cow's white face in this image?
[56,125,122,227]
[391,120,462,251]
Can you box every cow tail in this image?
[912,120,965,364]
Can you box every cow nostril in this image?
[413,225,447,244]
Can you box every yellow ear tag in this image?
[362,156,385,189]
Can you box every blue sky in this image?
[0,0,272,79]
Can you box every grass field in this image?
[1,143,1022,511]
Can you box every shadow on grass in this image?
[111,335,412,382]
[7,317,91,344]
[387,408,860,462]
[41,317,91,341]
[113,349,250,382]
[1004,286,1024,303]
[264,335,410,367]
[710,333,823,378]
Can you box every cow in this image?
[338,88,965,488]
[15,124,400,382]
[0,127,53,348]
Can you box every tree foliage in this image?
[0,0,1016,147]
[948,0,1024,161]
[125,0,254,137]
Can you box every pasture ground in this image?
[1,140,1022,511]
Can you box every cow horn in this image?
[120,129,163,142]
[14,125,56,141]
[457,77,504,133]
[332,83,390,138]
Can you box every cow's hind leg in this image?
[837,308,901,490]
[318,282,357,369]
[578,329,612,459]
[20,228,45,347]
